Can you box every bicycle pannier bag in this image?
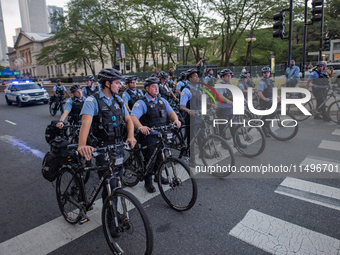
[42,151,60,182]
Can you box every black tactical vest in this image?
[56,86,64,96]
[260,78,274,98]
[185,86,202,111]
[69,98,84,123]
[140,96,168,127]
[126,89,143,109]
[85,86,99,96]
[313,70,329,87]
[91,93,125,142]
[159,83,171,100]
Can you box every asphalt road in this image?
[0,92,339,255]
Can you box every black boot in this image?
[144,175,156,193]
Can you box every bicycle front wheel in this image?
[233,125,266,158]
[56,168,83,224]
[267,111,299,141]
[327,99,340,124]
[49,102,57,116]
[157,156,197,211]
[102,189,153,255]
[287,101,312,121]
[201,134,235,178]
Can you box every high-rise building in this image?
[0,1,8,65]
[19,0,49,33]
[47,6,63,33]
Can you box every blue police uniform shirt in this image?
[176,80,186,91]
[180,83,199,107]
[204,75,214,84]
[64,96,87,112]
[53,85,67,92]
[237,82,246,90]
[82,85,101,98]
[215,81,233,110]
[308,70,328,88]
[122,89,144,104]
[80,90,128,117]
[131,95,173,119]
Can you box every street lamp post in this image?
[245,33,256,76]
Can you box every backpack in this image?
[45,121,65,143]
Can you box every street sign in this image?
[0,68,20,76]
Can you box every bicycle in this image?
[122,124,197,211]
[211,108,266,158]
[169,111,235,178]
[49,95,66,116]
[56,142,153,255]
[287,84,340,123]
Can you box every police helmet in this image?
[219,69,232,77]
[56,79,61,83]
[150,73,158,78]
[261,66,271,73]
[158,71,168,79]
[84,75,94,81]
[70,84,82,93]
[179,72,186,81]
[144,77,160,89]
[240,73,248,79]
[316,61,324,67]
[186,68,198,80]
[97,68,123,84]
[125,76,137,84]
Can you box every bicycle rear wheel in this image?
[102,189,153,255]
[122,150,140,187]
[327,99,340,124]
[233,125,266,158]
[287,101,312,121]
[56,168,83,224]
[201,134,235,178]
[49,102,57,116]
[267,111,299,141]
[157,156,197,211]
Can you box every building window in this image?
[64,64,66,73]
[69,64,72,73]
[74,64,77,73]
[126,62,130,71]
[334,43,340,51]
[51,66,54,75]
[47,66,50,75]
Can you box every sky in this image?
[1,0,69,47]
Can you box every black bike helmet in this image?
[56,79,61,83]
[178,72,186,81]
[97,68,123,84]
[125,76,137,84]
[144,77,160,89]
[261,66,271,73]
[84,75,94,81]
[219,69,232,77]
[158,71,168,79]
[240,73,248,79]
[70,84,82,93]
[186,68,198,80]
[150,73,158,78]
[316,61,324,66]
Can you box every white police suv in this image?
[5,81,49,107]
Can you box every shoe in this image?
[199,151,214,159]
[108,212,125,238]
[323,116,331,122]
[221,142,230,149]
[154,176,169,184]
[144,182,156,193]
[314,114,323,120]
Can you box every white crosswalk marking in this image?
[318,140,340,152]
[300,155,340,169]
[332,129,340,136]
[275,177,340,211]
[229,209,340,255]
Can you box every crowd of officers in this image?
[50,61,331,196]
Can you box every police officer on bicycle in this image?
[306,61,331,121]
[82,75,100,97]
[130,77,181,193]
[257,66,277,137]
[56,84,86,129]
[52,79,71,113]
[158,71,178,102]
[77,68,137,202]
[176,72,187,96]
[122,76,144,113]
[204,68,215,86]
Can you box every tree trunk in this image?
[161,42,164,71]
[245,42,250,66]
[143,43,148,72]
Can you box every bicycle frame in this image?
[309,88,337,113]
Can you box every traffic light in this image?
[311,0,323,23]
[324,37,330,49]
[273,12,285,39]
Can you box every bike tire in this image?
[102,189,153,255]
[201,134,235,178]
[267,111,299,141]
[56,168,83,224]
[122,150,140,187]
[233,125,266,158]
[49,102,57,116]
[287,101,312,121]
[327,99,340,124]
[157,156,197,211]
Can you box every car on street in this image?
[4,81,49,107]
[40,78,52,84]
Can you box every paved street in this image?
[0,92,339,255]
